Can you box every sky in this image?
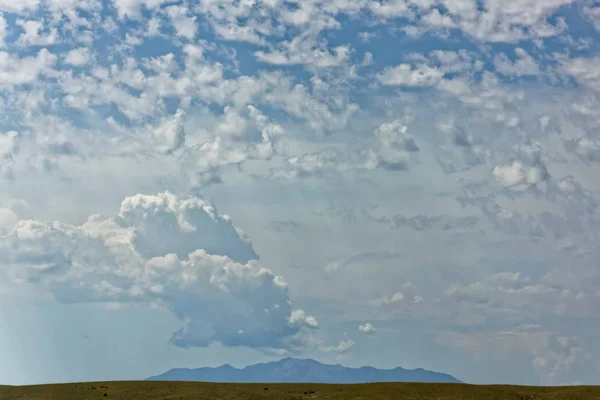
[0,0,600,388]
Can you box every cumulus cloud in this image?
[166,5,198,40]
[366,119,420,170]
[16,19,58,46]
[494,48,541,77]
[152,109,186,155]
[358,323,376,334]
[377,63,444,87]
[0,49,56,86]
[112,0,173,20]
[0,192,326,353]
[0,207,17,233]
[492,161,549,191]
[319,338,356,354]
[272,119,419,178]
[181,112,282,187]
[64,47,92,66]
[0,131,18,179]
[373,283,423,306]
[583,5,600,31]
[561,56,600,92]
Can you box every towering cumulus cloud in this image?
[0,192,320,353]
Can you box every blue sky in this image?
[1,0,600,387]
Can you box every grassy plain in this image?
[1,381,600,400]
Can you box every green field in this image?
[1,381,600,400]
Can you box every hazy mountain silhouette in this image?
[146,358,461,384]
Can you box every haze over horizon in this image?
[0,0,599,388]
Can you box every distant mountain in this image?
[146,358,461,384]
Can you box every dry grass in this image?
[1,381,600,400]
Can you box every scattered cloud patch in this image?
[358,323,376,334]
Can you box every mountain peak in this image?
[147,358,461,384]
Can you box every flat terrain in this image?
[1,381,600,400]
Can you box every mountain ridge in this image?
[146,357,461,384]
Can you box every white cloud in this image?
[0,207,17,233]
[374,291,409,306]
[0,13,6,48]
[0,192,326,353]
[16,19,58,46]
[494,48,541,77]
[255,42,351,69]
[377,63,444,87]
[0,0,41,13]
[272,119,419,179]
[583,5,600,31]
[64,47,92,66]
[0,49,56,86]
[492,161,549,191]
[166,5,197,40]
[0,131,19,179]
[319,338,355,354]
[366,119,420,170]
[358,322,376,334]
[152,109,186,155]
[369,0,412,19]
[112,0,173,19]
[561,56,600,92]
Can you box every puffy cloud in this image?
[166,5,198,40]
[180,107,283,187]
[0,49,56,87]
[0,13,6,48]
[111,0,173,20]
[494,48,541,77]
[0,192,325,353]
[0,207,17,233]
[561,56,600,92]
[16,19,58,46]
[272,119,419,178]
[152,109,186,155]
[358,322,376,334]
[373,283,422,306]
[492,161,549,191]
[369,0,412,19]
[377,63,444,87]
[255,42,351,69]
[583,5,600,31]
[0,131,18,179]
[271,147,356,179]
[427,0,571,42]
[64,47,92,67]
[0,0,41,13]
[319,338,356,354]
[366,119,420,170]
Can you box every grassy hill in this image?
[1,381,600,400]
